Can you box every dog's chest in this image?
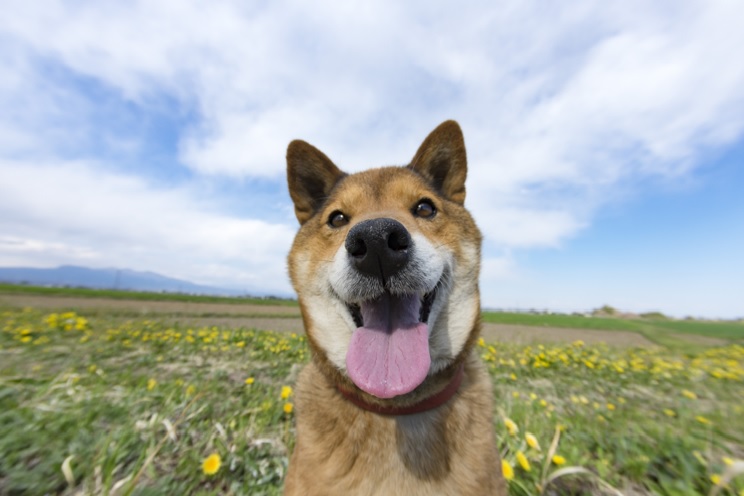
[285,361,506,495]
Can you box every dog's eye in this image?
[413,199,436,219]
[328,210,349,228]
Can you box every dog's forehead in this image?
[331,167,432,206]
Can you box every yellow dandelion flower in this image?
[202,453,221,475]
[722,456,734,466]
[606,403,616,411]
[245,377,255,385]
[504,417,519,436]
[283,402,294,414]
[281,386,293,399]
[682,389,697,400]
[186,385,196,397]
[695,415,711,425]
[75,317,88,330]
[510,373,517,381]
[710,474,721,485]
[501,459,514,481]
[525,433,540,451]
[516,451,531,472]
[552,455,566,466]
[45,313,59,327]
[512,391,520,399]
[663,409,676,417]
[478,337,485,347]
[147,378,157,391]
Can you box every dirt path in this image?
[1,293,659,347]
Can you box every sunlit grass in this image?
[1,308,742,495]
[482,339,744,494]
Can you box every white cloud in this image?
[4,2,744,182]
[477,207,586,248]
[0,160,296,294]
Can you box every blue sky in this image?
[1,1,743,318]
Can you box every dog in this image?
[284,121,506,495]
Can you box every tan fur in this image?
[285,121,506,495]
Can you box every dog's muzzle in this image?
[341,217,440,399]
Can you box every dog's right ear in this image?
[287,140,346,224]
[409,120,467,205]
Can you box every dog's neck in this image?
[336,363,465,416]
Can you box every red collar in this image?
[336,364,465,416]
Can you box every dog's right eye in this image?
[413,199,437,219]
[328,211,349,228]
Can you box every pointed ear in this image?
[408,120,467,204]
[287,140,346,224]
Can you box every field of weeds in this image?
[1,307,743,495]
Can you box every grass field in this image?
[1,293,743,494]
[0,283,296,306]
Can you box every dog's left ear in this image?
[287,140,346,224]
[408,120,467,205]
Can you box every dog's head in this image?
[287,121,482,401]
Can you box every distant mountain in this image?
[0,265,245,296]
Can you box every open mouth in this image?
[347,285,438,328]
[343,282,441,399]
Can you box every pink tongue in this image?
[346,293,431,399]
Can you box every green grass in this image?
[647,320,744,340]
[482,312,643,331]
[483,311,744,343]
[2,307,743,495]
[1,309,304,495]
[0,283,298,306]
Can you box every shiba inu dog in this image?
[284,121,506,495]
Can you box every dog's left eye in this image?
[328,210,349,228]
[413,199,436,219]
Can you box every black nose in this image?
[345,218,411,280]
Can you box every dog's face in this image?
[287,121,482,400]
